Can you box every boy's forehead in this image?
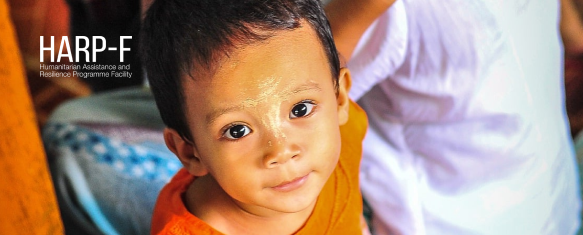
[185,23,328,90]
[185,23,322,76]
[181,24,332,115]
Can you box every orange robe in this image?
[0,0,64,234]
[151,100,368,235]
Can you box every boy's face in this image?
[168,24,350,216]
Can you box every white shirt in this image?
[348,1,581,234]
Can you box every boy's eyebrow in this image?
[288,82,322,95]
[206,82,322,125]
[207,104,246,125]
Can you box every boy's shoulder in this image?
[151,169,225,235]
[340,100,368,163]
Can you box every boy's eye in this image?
[289,101,315,119]
[223,125,251,139]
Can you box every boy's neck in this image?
[184,174,316,234]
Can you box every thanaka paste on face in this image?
[241,75,287,142]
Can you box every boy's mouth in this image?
[271,172,312,192]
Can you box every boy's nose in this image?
[262,136,301,168]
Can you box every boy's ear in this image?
[164,128,209,177]
[337,67,351,125]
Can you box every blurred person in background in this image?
[326,0,582,234]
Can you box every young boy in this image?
[141,0,368,234]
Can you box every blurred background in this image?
[4,0,583,135]
[7,0,143,127]
[566,53,583,137]
[8,0,89,125]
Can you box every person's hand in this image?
[561,0,583,57]
[325,0,395,63]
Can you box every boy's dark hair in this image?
[141,0,340,141]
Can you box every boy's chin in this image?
[271,200,316,215]
[267,190,319,214]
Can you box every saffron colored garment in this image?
[349,0,581,234]
[151,100,368,235]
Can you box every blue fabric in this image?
[44,122,181,235]
[44,122,180,181]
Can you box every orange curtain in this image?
[0,0,64,233]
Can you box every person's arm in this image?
[561,0,583,57]
[324,0,396,64]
